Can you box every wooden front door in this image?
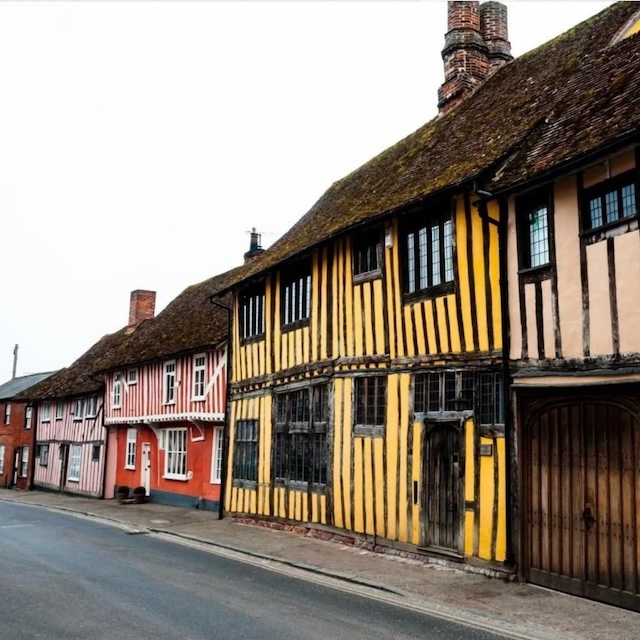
[522,391,640,611]
[423,422,463,554]
[141,443,151,495]
[59,443,69,492]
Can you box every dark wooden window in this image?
[281,262,311,327]
[354,376,386,437]
[233,419,258,485]
[91,444,101,462]
[273,385,328,487]
[240,284,265,340]
[353,230,382,278]
[517,189,552,270]
[402,207,454,296]
[414,370,502,425]
[38,444,49,467]
[583,170,639,232]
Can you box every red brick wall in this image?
[0,400,36,490]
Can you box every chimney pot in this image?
[480,1,513,74]
[244,227,265,263]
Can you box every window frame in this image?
[211,427,224,484]
[353,228,383,283]
[73,398,84,422]
[401,203,455,299]
[516,187,553,275]
[0,444,4,474]
[41,403,51,423]
[20,446,29,477]
[353,376,387,438]
[39,443,50,467]
[112,373,122,409]
[163,427,187,480]
[192,354,207,401]
[233,419,259,488]
[3,403,10,425]
[91,444,101,462]
[55,402,64,420]
[24,406,33,430]
[67,445,81,482]
[125,428,137,470]
[281,261,312,330]
[127,368,138,385]
[273,384,328,490]
[86,396,97,419]
[163,360,177,405]
[240,283,266,341]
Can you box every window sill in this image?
[72,419,83,423]
[55,418,63,421]
[518,264,552,283]
[354,424,385,438]
[232,479,257,490]
[281,318,310,334]
[86,415,96,419]
[403,281,454,304]
[112,406,121,410]
[41,419,50,423]
[353,269,382,285]
[191,397,205,403]
[210,479,221,485]
[580,214,638,245]
[163,474,188,481]
[240,334,265,346]
[67,479,79,483]
[124,465,136,471]
[162,401,176,407]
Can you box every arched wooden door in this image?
[522,391,640,611]
[423,422,463,554]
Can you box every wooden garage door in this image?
[522,392,640,611]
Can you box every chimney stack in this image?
[480,2,512,74]
[127,290,156,333]
[244,227,264,263]
[438,1,511,116]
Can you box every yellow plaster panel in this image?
[345,243,355,358]
[587,241,613,356]
[397,374,410,542]
[250,489,257,515]
[273,276,282,373]
[332,378,344,529]
[413,302,427,355]
[470,201,489,352]
[455,198,473,351]
[465,511,474,557]
[374,437,385,538]
[447,294,462,353]
[423,300,438,355]
[363,437,374,535]
[495,438,506,562]
[506,198,522,359]
[341,379,353,530]
[435,296,449,353]
[384,225,398,360]
[373,280,386,355]
[524,283,539,360]
[302,491,309,523]
[354,285,364,357]
[486,207,502,349]
[332,253,340,359]
[320,494,327,525]
[541,278,555,360]
[465,419,474,502]
[385,375,399,540]
[615,231,640,354]
[478,438,495,560]
[354,438,365,533]
[391,222,405,358]
[363,282,375,355]
[403,305,415,357]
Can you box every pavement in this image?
[1,489,638,640]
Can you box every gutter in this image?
[209,295,233,522]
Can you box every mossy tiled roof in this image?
[218,2,640,291]
[97,265,245,371]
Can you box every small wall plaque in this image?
[480,444,493,457]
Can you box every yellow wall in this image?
[227,190,506,563]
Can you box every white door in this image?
[141,443,151,494]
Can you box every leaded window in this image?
[282,263,311,327]
[354,376,387,437]
[241,284,266,339]
[584,171,639,231]
[233,419,258,484]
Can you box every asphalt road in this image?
[0,502,506,640]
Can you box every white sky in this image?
[0,1,615,382]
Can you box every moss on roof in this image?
[221,2,640,290]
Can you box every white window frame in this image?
[163,360,176,405]
[3,403,10,425]
[112,373,122,409]
[73,398,84,422]
[68,445,81,482]
[86,396,97,418]
[192,354,206,401]
[163,427,187,480]
[211,427,224,484]
[24,406,32,429]
[127,368,138,384]
[0,444,5,474]
[20,446,29,477]
[39,444,49,466]
[41,403,51,422]
[125,428,137,469]
[55,402,64,420]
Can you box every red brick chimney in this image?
[438,1,510,116]
[127,290,156,333]
[480,2,512,74]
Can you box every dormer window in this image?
[281,262,311,328]
[240,284,265,340]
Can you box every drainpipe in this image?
[475,193,515,569]
[210,296,232,521]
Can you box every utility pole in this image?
[12,344,18,379]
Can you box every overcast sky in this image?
[0,1,615,382]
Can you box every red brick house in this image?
[0,372,55,490]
